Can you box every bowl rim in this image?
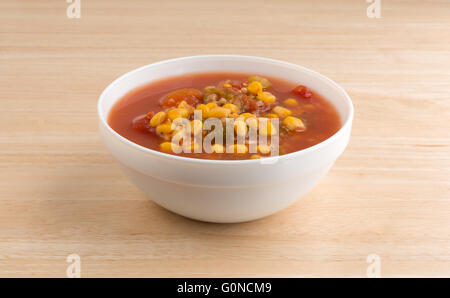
[98,55,354,165]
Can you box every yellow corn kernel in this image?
[223,103,239,113]
[178,101,194,113]
[257,144,272,155]
[283,116,305,131]
[160,141,179,152]
[156,122,173,134]
[228,144,248,154]
[208,107,231,118]
[167,109,179,121]
[257,91,276,104]
[190,119,203,135]
[179,108,190,118]
[206,102,218,109]
[168,108,189,120]
[248,75,272,89]
[149,111,167,127]
[211,144,225,153]
[247,81,263,95]
[265,113,279,118]
[283,98,298,106]
[172,122,185,133]
[234,120,248,137]
[250,154,261,159]
[259,118,277,136]
[246,117,258,129]
[240,112,255,120]
[223,83,232,87]
[195,104,209,118]
[272,106,292,118]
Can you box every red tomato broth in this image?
[108,72,341,160]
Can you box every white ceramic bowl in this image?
[98,55,353,223]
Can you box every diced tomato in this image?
[292,85,313,99]
[131,113,155,134]
[160,88,202,108]
[240,95,271,114]
[246,97,258,113]
[230,80,242,89]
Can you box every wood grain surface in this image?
[0,0,449,277]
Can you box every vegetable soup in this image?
[108,73,341,160]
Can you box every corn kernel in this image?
[208,107,230,118]
[195,104,209,118]
[172,121,185,133]
[223,83,232,87]
[223,103,239,113]
[206,102,218,109]
[190,119,203,135]
[180,108,190,118]
[272,106,292,118]
[247,81,263,95]
[248,75,272,89]
[228,144,248,154]
[178,101,194,113]
[258,144,272,154]
[259,118,277,136]
[250,154,261,159]
[160,141,179,152]
[257,91,276,103]
[234,120,248,137]
[239,113,256,120]
[283,116,305,131]
[246,117,258,129]
[167,110,179,121]
[156,122,173,134]
[283,98,298,106]
[149,111,167,127]
[168,108,189,121]
[211,144,225,153]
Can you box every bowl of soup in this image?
[98,55,353,223]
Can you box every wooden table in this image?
[1,0,449,277]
